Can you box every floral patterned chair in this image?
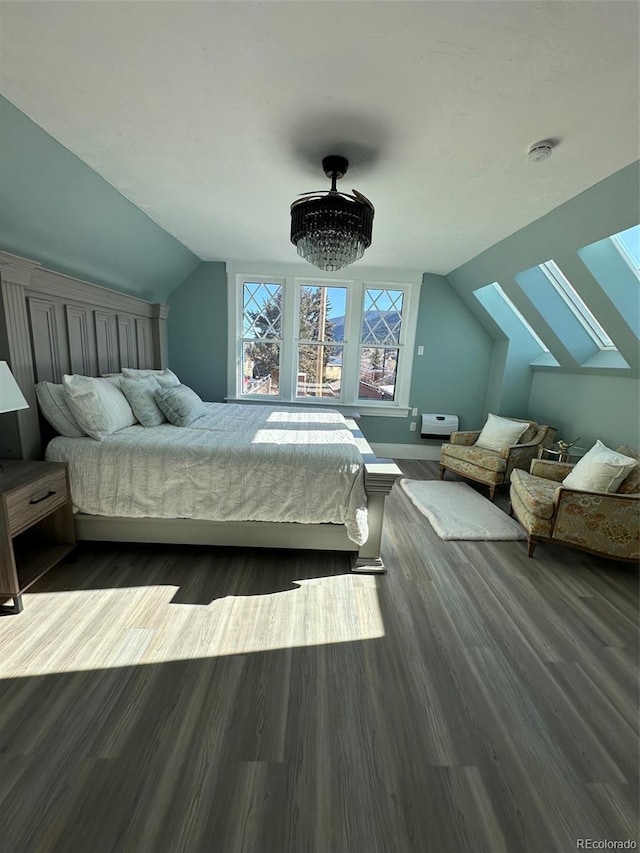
[509,447,640,560]
[439,419,557,500]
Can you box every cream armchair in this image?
[509,448,640,560]
[439,419,557,500]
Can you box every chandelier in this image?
[290,155,375,271]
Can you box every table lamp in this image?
[0,362,29,473]
[0,361,28,415]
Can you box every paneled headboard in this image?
[0,251,168,460]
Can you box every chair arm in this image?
[551,488,640,559]
[449,430,480,446]
[530,458,575,481]
[554,487,640,510]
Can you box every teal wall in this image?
[360,273,494,445]
[528,372,640,450]
[0,95,200,301]
[167,262,228,402]
[447,161,640,451]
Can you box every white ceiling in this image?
[1,1,638,274]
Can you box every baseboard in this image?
[370,442,442,460]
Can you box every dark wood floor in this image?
[0,461,638,853]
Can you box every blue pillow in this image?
[155,384,205,427]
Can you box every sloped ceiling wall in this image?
[0,96,200,302]
[446,161,640,447]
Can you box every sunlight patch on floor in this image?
[1,574,385,677]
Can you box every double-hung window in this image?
[228,265,421,415]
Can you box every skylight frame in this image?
[539,260,615,349]
[488,282,550,351]
[610,231,640,278]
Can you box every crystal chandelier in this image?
[290,156,375,271]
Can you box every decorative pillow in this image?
[35,381,86,437]
[475,414,529,452]
[155,384,205,427]
[122,367,180,388]
[562,440,638,493]
[101,373,126,387]
[616,446,640,495]
[120,376,166,427]
[62,374,137,440]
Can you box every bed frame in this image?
[0,251,400,572]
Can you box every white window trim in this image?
[226,262,422,416]
[539,260,615,350]
[610,233,640,278]
[488,282,550,352]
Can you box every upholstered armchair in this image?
[439,419,557,500]
[509,448,640,560]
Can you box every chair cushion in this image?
[616,446,640,494]
[442,442,507,473]
[510,486,553,537]
[510,469,558,519]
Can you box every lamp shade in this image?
[0,362,29,414]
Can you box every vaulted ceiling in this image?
[0,1,638,273]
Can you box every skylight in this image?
[610,225,640,277]
[539,260,615,349]
[488,283,549,351]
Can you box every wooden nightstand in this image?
[0,460,75,614]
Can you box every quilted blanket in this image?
[46,402,368,544]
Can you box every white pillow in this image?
[35,381,86,437]
[562,440,638,493]
[62,374,137,440]
[120,376,166,427]
[122,367,180,388]
[475,414,528,452]
[101,373,126,387]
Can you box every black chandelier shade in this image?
[290,156,375,272]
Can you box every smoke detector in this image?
[528,140,554,162]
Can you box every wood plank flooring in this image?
[0,461,637,853]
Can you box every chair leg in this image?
[527,536,538,558]
[508,501,513,517]
[439,465,446,481]
[488,485,496,501]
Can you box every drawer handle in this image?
[29,489,57,505]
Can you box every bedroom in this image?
[0,2,638,851]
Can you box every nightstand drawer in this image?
[5,469,69,536]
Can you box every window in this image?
[610,225,640,278]
[539,260,615,349]
[483,282,550,351]
[242,281,282,396]
[228,267,421,414]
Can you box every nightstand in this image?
[0,460,75,614]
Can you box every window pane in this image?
[296,344,343,398]
[359,347,399,401]
[362,289,404,345]
[243,282,282,339]
[298,285,347,342]
[243,342,280,395]
[540,261,614,348]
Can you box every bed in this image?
[0,251,400,571]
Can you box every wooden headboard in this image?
[0,251,168,460]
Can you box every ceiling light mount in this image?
[290,155,375,271]
[528,140,554,162]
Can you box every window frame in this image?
[539,259,615,350]
[610,230,640,278]
[227,264,422,416]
